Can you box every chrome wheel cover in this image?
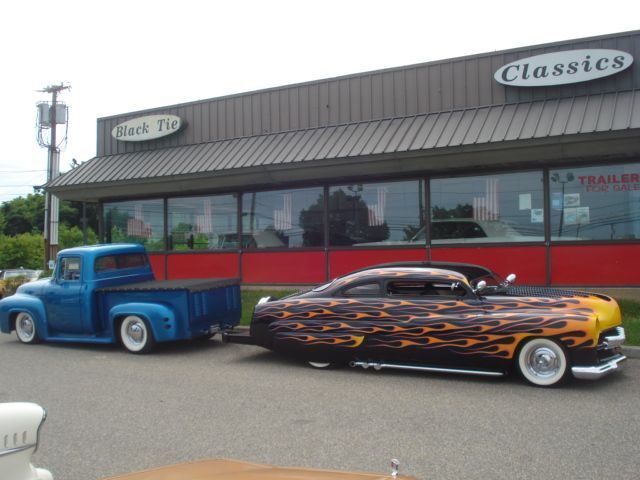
[120,316,149,352]
[526,346,560,379]
[16,313,35,342]
[125,320,145,346]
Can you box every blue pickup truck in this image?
[0,244,241,353]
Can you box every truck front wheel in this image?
[119,315,156,354]
[15,312,41,344]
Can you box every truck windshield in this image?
[95,254,148,272]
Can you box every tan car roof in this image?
[102,458,416,480]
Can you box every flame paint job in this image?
[250,266,623,372]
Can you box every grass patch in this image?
[241,289,298,325]
[620,299,640,346]
[241,290,640,345]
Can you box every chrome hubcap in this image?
[19,317,34,337]
[528,347,559,378]
[126,322,145,345]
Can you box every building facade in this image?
[48,31,640,286]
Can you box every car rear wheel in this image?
[516,338,569,387]
[119,315,156,354]
[15,312,40,344]
[308,361,335,369]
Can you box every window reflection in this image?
[168,195,237,250]
[328,180,425,246]
[550,163,640,240]
[430,172,544,243]
[103,200,165,251]
[242,187,324,248]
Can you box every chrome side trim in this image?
[34,406,47,454]
[0,443,36,457]
[602,327,625,349]
[571,354,626,380]
[349,360,504,377]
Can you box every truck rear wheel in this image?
[119,315,156,354]
[15,312,41,344]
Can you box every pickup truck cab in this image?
[0,244,241,353]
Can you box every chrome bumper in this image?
[571,354,626,380]
[601,326,626,349]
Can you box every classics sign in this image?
[112,114,183,142]
[494,49,633,87]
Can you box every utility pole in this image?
[37,83,70,268]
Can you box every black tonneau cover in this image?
[98,278,240,293]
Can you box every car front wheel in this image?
[15,312,40,344]
[516,338,569,387]
[119,315,156,354]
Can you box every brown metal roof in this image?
[48,90,640,198]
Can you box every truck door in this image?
[45,256,84,334]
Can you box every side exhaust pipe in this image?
[349,360,503,377]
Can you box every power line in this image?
[0,184,42,188]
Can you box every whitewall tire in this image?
[15,312,40,344]
[119,315,156,354]
[308,361,334,369]
[517,338,569,387]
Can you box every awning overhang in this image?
[47,90,640,202]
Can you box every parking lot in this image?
[1,333,639,480]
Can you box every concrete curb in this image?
[622,345,640,359]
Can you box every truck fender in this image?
[108,303,177,343]
[0,294,48,337]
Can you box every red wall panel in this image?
[167,253,239,279]
[148,254,166,280]
[329,249,427,278]
[242,251,326,284]
[551,244,640,286]
[431,246,547,284]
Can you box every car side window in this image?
[59,257,82,281]
[341,282,381,296]
[386,280,466,298]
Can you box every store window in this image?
[103,199,165,251]
[328,180,425,246]
[430,172,544,243]
[168,194,238,250]
[242,187,324,248]
[550,163,640,241]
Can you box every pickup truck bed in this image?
[98,278,241,292]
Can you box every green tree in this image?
[0,233,44,269]
[299,189,389,246]
[431,203,474,220]
[60,201,99,233]
[0,194,45,235]
[0,193,99,252]
[59,225,97,250]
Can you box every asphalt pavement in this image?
[0,333,638,480]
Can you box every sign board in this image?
[494,49,633,87]
[112,114,183,142]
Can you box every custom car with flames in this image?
[224,262,626,387]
